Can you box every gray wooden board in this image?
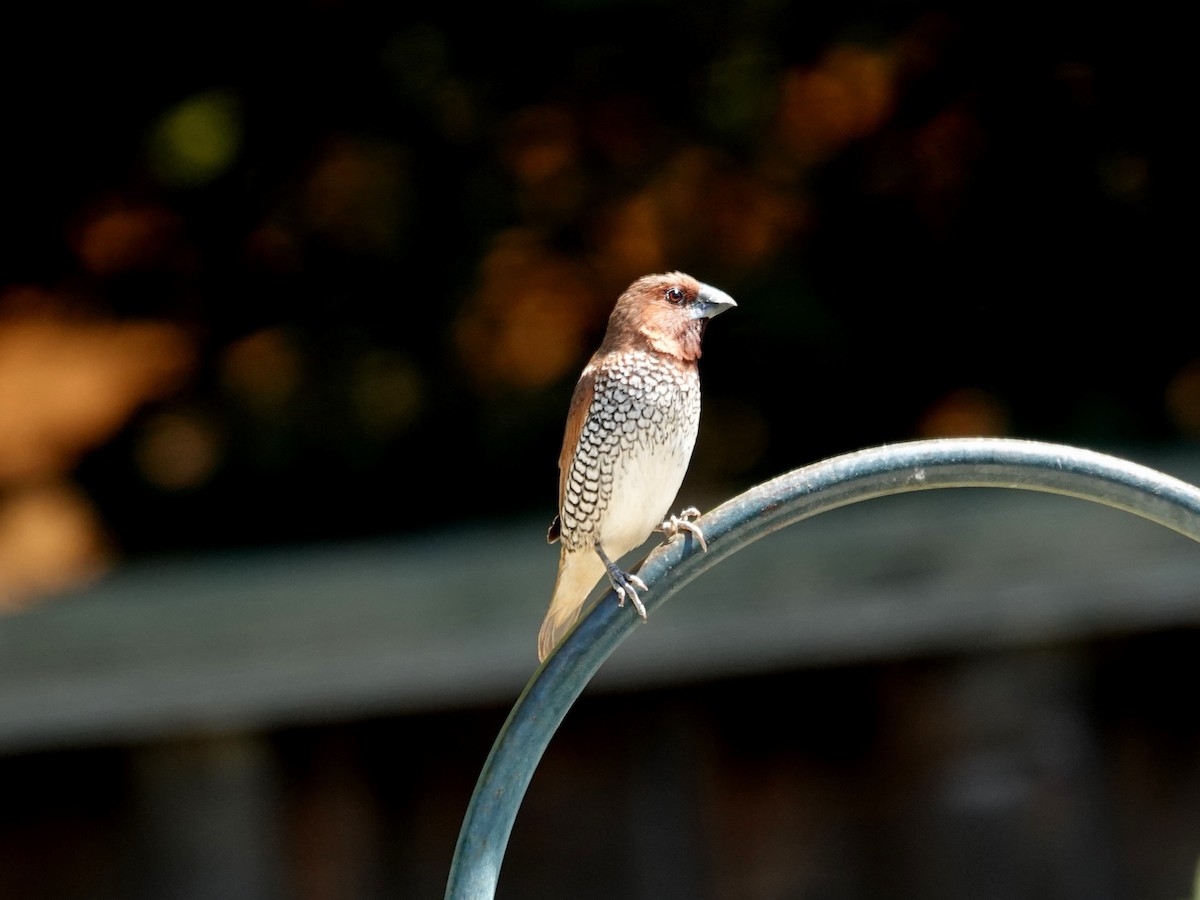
[3,450,1200,752]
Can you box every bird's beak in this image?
[693,284,737,319]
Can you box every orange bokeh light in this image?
[0,289,195,481]
[917,387,1010,438]
[776,43,896,164]
[455,232,603,390]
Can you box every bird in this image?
[538,271,736,661]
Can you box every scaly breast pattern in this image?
[560,350,701,559]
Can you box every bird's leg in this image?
[658,506,708,552]
[594,545,649,620]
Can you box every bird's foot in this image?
[604,563,649,621]
[658,506,708,552]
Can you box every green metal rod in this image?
[445,438,1200,899]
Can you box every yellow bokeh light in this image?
[351,351,424,437]
[148,89,242,187]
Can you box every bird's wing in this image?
[557,363,596,513]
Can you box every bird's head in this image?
[603,271,737,361]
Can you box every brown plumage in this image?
[538,272,736,660]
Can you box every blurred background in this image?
[1,1,1198,898]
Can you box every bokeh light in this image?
[148,89,242,187]
[0,292,194,482]
[0,483,110,610]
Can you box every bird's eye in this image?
[665,287,685,304]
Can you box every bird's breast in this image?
[560,350,701,558]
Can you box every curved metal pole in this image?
[445,438,1200,899]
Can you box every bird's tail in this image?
[538,549,606,661]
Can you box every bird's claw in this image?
[607,567,649,621]
[659,506,708,552]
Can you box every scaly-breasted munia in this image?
[538,272,736,660]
